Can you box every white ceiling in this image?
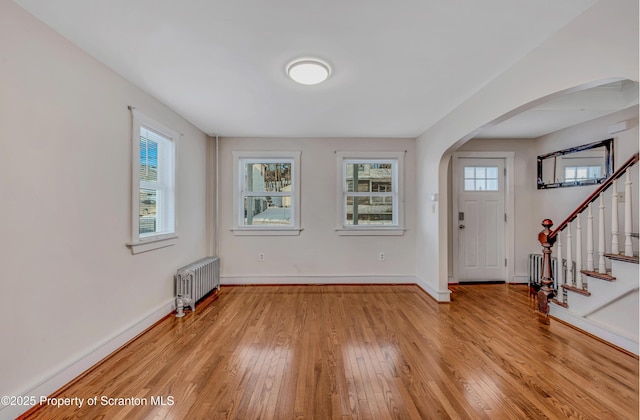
[14,0,604,138]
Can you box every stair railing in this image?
[536,152,639,319]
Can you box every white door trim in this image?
[452,151,515,283]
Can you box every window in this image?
[564,166,602,182]
[336,152,404,235]
[128,110,178,254]
[232,151,301,235]
[464,166,499,191]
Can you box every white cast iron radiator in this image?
[175,257,220,317]
[529,253,570,291]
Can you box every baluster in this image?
[586,203,594,272]
[557,231,564,285]
[624,169,633,257]
[611,180,620,255]
[599,195,606,273]
[576,214,583,289]
[566,221,574,286]
[556,231,566,304]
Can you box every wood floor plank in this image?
[20,284,639,420]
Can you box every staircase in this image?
[535,153,639,355]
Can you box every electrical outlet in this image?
[379,252,385,261]
[258,252,265,261]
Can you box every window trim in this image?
[231,151,302,236]
[335,151,405,236]
[127,110,179,254]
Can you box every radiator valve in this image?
[175,296,186,318]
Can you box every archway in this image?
[445,79,638,286]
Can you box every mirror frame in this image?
[537,138,614,189]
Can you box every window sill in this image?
[231,227,302,236]
[127,234,178,254]
[335,227,405,236]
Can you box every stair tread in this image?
[551,298,568,308]
[604,253,639,264]
[580,269,616,281]
[561,284,592,296]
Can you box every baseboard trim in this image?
[416,278,451,302]
[224,275,453,303]
[5,299,175,420]
[511,275,529,284]
[222,275,454,303]
[458,280,505,285]
[550,304,639,356]
[221,275,417,285]
[450,277,528,285]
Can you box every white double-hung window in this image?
[232,151,301,235]
[336,151,404,235]
[128,109,178,253]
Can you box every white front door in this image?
[455,157,506,282]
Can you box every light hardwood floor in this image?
[22,284,638,419]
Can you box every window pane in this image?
[139,189,157,234]
[475,180,487,191]
[345,195,393,225]
[357,180,370,192]
[346,162,393,193]
[244,196,291,225]
[565,167,576,181]
[464,180,475,191]
[139,137,158,182]
[345,164,364,192]
[369,164,392,192]
[486,167,498,179]
[244,163,292,193]
[464,167,475,178]
[486,180,498,191]
[475,167,486,178]
[346,180,354,192]
[576,167,588,180]
[372,181,391,192]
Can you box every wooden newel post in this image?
[537,219,556,319]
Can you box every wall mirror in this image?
[537,138,614,189]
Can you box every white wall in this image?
[415,0,638,301]
[0,2,209,416]
[217,137,416,283]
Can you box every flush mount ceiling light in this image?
[287,58,331,85]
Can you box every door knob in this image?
[459,224,465,229]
